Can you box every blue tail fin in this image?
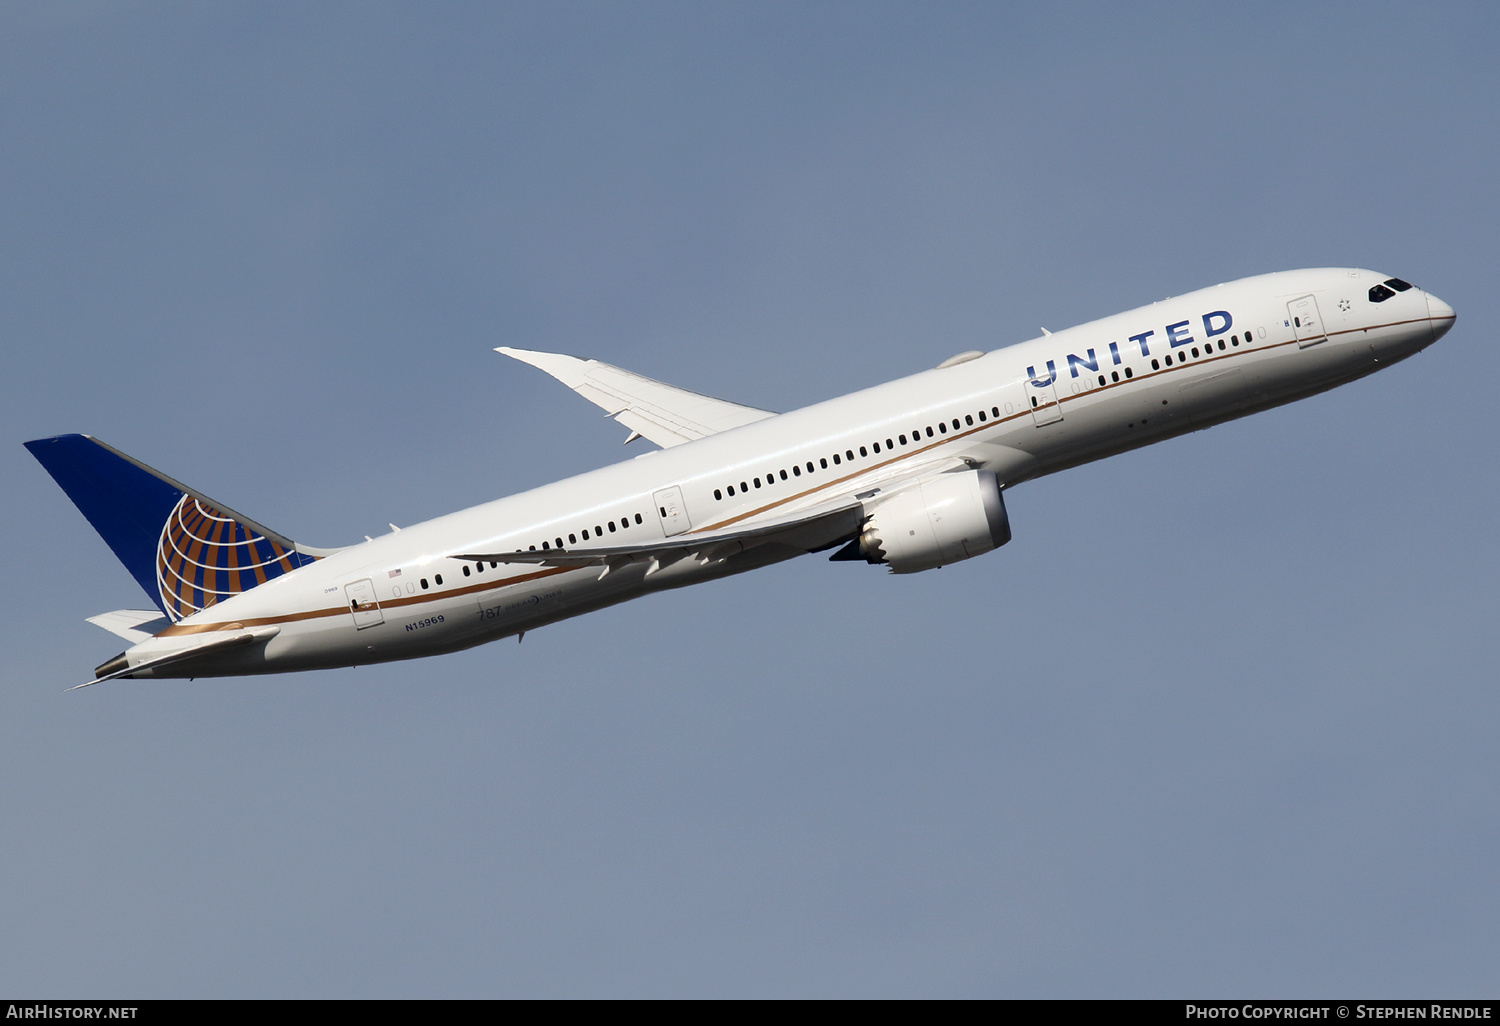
[25,434,337,621]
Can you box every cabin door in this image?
[1288,295,1328,348]
[344,577,384,629]
[653,486,692,536]
[1028,376,1063,426]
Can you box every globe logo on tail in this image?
[155,495,315,621]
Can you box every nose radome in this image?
[1426,291,1456,341]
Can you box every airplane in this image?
[26,268,1455,689]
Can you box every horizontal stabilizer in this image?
[86,609,170,643]
[496,347,776,448]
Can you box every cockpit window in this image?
[1384,278,1414,292]
[1369,283,1396,303]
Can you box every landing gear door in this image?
[1288,295,1328,348]
[653,486,692,537]
[344,578,384,629]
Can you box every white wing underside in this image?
[496,346,776,448]
[455,493,865,569]
[451,456,971,570]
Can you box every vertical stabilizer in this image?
[24,434,336,620]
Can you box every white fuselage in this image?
[126,268,1453,677]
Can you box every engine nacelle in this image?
[858,470,1011,573]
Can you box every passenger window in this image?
[886,438,894,448]
[635,514,643,524]
[899,434,907,444]
[780,470,788,481]
[739,483,747,493]
[991,407,999,418]
[806,462,814,473]
[754,477,762,487]
[820,458,828,469]
[938,423,947,434]
[872,442,880,453]
[595,525,602,536]
[542,541,549,550]
[1151,359,1160,369]
[1098,375,1106,386]
[951,419,960,430]
[727,485,735,496]
[569,533,577,544]
[859,446,867,456]
[421,578,429,588]
[1124,367,1133,378]
[965,415,973,426]
[926,427,934,438]
[556,537,564,547]
[714,489,722,500]
[463,565,470,577]
[846,450,854,460]
[608,521,616,533]
[832,453,841,464]
[793,465,801,476]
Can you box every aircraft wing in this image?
[452,494,866,572]
[451,455,975,572]
[496,346,777,448]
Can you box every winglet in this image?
[496,346,776,448]
[496,347,594,390]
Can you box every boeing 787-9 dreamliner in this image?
[26,268,1454,688]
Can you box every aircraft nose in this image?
[1425,291,1456,342]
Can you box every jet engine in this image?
[853,470,1011,573]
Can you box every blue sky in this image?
[4,2,1498,997]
